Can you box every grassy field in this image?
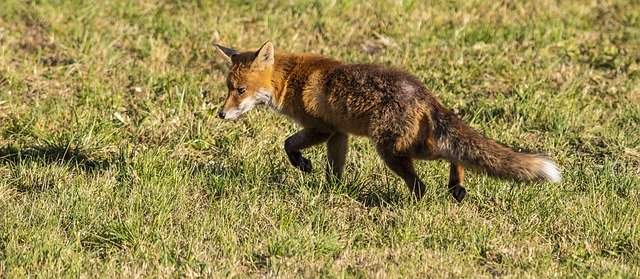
[1,0,639,277]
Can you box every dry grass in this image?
[1,0,639,277]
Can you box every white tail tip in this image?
[540,159,562,183]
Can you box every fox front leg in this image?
[326,132,348,180]
[284,128,332,173]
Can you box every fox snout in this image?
[217,88,275,120]
[217,99,248,120]
[218,105,238,120]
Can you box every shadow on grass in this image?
[0,144,110,172]
[356,188,406,208]
[189,157,407,207]
[304,175,407,208]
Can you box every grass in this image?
[0,0,639,277]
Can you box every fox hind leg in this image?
[284,128,332,173]
[376,146,426,199]
[326,132,348,180]
[448,162,467,202]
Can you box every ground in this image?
[0,0,639,277]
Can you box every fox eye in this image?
[237,87,246,95]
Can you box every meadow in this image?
[0,0,639,277]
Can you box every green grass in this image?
[1,0,639,277]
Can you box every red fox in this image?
[214,42,561,202]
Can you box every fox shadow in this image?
[292,173,408,207]
[190,157,406,207]
[355,187,407,207]
[0,144,110,172]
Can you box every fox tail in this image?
[436,114,561,183]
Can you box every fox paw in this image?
[286,151,313,173]
[295,157,313,173]
[449,184,467,202]
[288,153,312,173]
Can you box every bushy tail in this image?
[437,115,561,183]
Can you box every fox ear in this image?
[214,43,238,64]
[254,41,274,68]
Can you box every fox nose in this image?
[218,111,226,119]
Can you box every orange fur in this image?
[214,42,561,201]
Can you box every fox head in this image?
[214,42,276,120]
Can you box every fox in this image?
[214,41,561,202]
